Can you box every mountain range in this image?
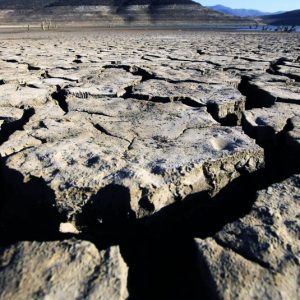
[207,4,300,26]
[208,5,284,17]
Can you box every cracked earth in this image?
[0,30,299,300]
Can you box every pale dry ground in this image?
[0,29,299,300]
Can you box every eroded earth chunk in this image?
[0,240,128,300]
[196,174,300,300]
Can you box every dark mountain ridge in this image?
[262,9,300,26]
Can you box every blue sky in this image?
[196,0,299,12]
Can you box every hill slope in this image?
[0,0,250,26]
[0,0,207,8]
[48,0,195,6]
[262,10,300,26]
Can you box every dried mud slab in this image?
[114,127,263,215]
[270,58,300,81]
[242,102,300,145]
[0,99,263,223]
[66,68,142,98]
[132,79,245,123]
[285,116,300,155]
[0,106,29,144]
[196,174,300,300]
[0,240,128,300]
[66,97,218,140]
[240,73,300,107]
[0,84,49,108]
[0,107,24,128]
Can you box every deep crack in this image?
[51,86,69,113]
[0,108,35,145]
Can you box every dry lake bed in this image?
[0,29,299,300]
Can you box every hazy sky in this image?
[197,0,300,12]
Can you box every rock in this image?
[66,97,218,140]
[198,55,270,74]
[135,64,239,85]
[196,174,300,300]
[140,64,207,82]
[0,106,263,224]
[285,115,300,155]
[0,240,128,300]
[242,102,300,145]
[0,106,33,144]
[0,61,37,84]
[240,74,300,107]
[27,77,72,90]
[270,59,300,81]
[113,126,264,216]
[47,67,97,82]
[196,238,299,300]
[0,102,65,155]
[0,128,42,156]
[0,83,65,148]
[274,65,300,82]
[0,84,49,109]
[66,68,142,98]
[0,107,24,128]
[0,112,129,219]
[132,79,245,123]
[224,60,270,74]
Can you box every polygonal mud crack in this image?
[0,29,299,300]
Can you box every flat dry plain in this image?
[0,29,299,300]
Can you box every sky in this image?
[196,0,300,12]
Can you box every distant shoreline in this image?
[0,23,299,34]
